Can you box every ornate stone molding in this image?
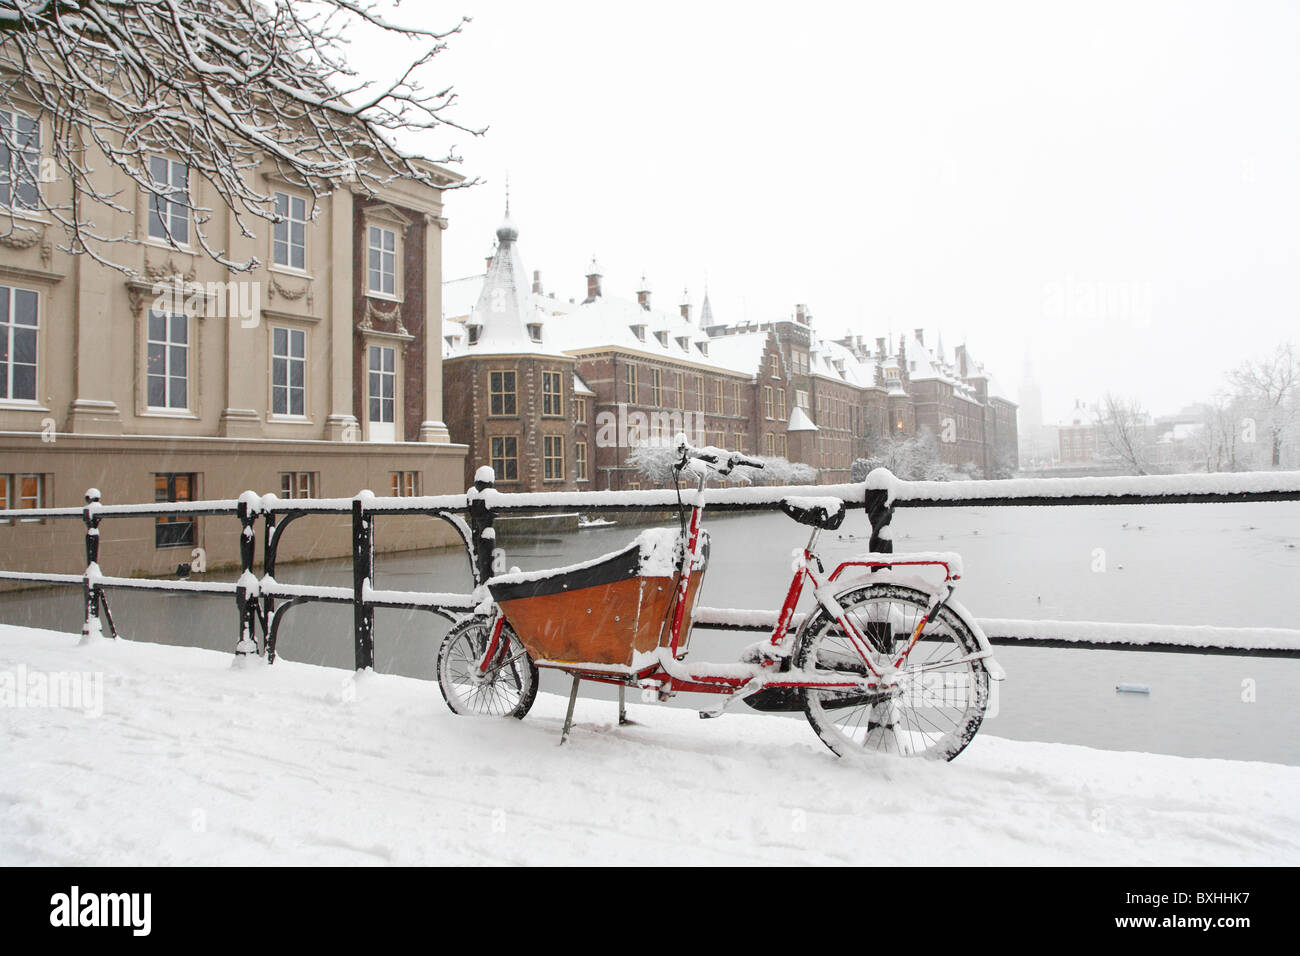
[0,224,44,249]
[359,297,408,337]
[143,256,196,283]
[268,274,313,310]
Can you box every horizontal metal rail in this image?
[1,469,1297,665]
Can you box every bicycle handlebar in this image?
[673,434,765,475]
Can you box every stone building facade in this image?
[0,86,467,577]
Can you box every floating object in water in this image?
[1116,683,1150,695]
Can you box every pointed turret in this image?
[699,288,715,328]
[465,210,542,352]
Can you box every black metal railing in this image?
[2,469,1299,665]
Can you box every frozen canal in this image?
[2,503,1298,764]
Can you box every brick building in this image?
[442,219,1018,487]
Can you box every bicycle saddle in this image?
[779,497,846,530]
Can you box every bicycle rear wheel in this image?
[437,616,538,719]
[794,583,990,760]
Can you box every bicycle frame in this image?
[472,455,985,703]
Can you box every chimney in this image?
[795,304,808,325]
[584,256,602,303]
[914,328,925,346]
[532,270,543,295]
[680,288,692,323]
[875,336,886,358]
[636,274,651,311]
[955,344,967,376]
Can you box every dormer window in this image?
[631,324,646,342]
[676,336,690,351]
[527,323,543,343]
[467,325,481,346]
[695,341,708,357]
[654,330,668,347]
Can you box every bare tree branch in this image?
[0,0,481,274]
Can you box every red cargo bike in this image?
[437,438,1003,759]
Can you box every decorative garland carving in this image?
[360,297,407,337]
[0,225,43,249]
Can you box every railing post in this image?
[353,495,375,671]
[865,487,894,559]
[81,488,105,639]
[234,495,260,658]
[468,466,497,586]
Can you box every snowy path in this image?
[2,624,1297,866]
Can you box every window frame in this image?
[574,441,588,482]
[279,471,316,499]
[541,370,563,417]
[543,434,565,482]
[0,107,41,212]
[154,472,197,549]
[271,190,308,272]
[0,284,39,404]
[490,435,519,482]
[489,369,518,417]
[367,224,398,298]
[146,154,190,246]
[145,309,190,411]
[270,325,308,419]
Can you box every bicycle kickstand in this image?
[560,675,581,745]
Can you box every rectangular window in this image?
[574,396,587,422]
[155,473,196,548]
[696,375,704,412]
[763,386,774,420]
[712,380,723,413]
[575,441,588,481]
[368,345,395,424]
[489,369,517,416]
[733,382,742,415]
[271,327,306,417]
[543,435,564,481]
[649,367,662,406]
[146,310,188,410]
[765,433,776,457]
[147,155,189,244]
[674,372,684,409]
[490,436,519,481]
[777,388,786,421]
[273,191,307,270]
[732,432,746,453]
[390,471,418,496]
[279,472,315,499]
[0,285,38,401]
[1,473,44,522]
[368,225,397,296]
[625,364,638,404]
[542,370,563,416]
[0,109,40,210]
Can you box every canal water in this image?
[3,503,1298,764]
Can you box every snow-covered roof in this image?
[699,330,773,379]
[451,216,569,357]
[574,373,595,396]
[545,293,756,375]
[788,406,818,432]
[442,273,484,322]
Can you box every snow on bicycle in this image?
[438,435,1004,760]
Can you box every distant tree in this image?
[1193,393,1247,473]
[1093,394,1152,476]
[1227,342,1298,468]
[626,443,816,487]
[0,0,478,273]
[850,429,955,482]
[992,445,1018,479]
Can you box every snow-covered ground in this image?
[3,624,1297,866]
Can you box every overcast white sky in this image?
[355,0,1300,422]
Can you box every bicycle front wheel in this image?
[794,583,990,760]
[437,616,538,719]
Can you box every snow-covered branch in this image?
[0,0,480,273]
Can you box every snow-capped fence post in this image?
[468,466,497,586]
[352,495,375,671]
[233,496,260,658]
[80,488,106,639]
